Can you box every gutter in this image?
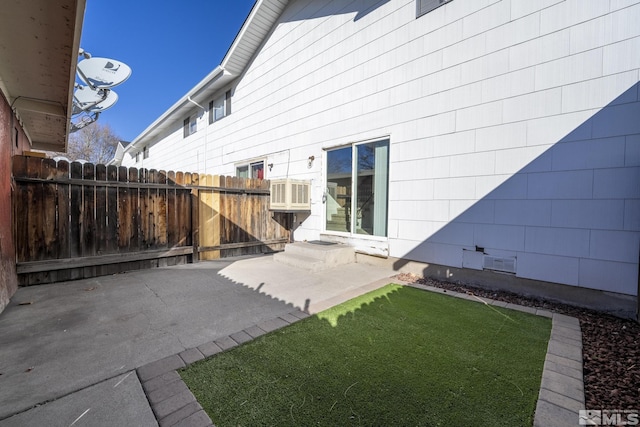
[123,66,227,156]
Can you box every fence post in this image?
[190,172,199,263]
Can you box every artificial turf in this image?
[180,284,551,426]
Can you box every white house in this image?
[115,0,640,313]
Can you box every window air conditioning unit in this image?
[270,179,311,211]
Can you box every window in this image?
[325,139,389,237]
[417,0,452,18]
[236,160,264,179]
[143,146,149,159]
[183,115,197,138]
[209,90,232,124]
[135,152,140,163]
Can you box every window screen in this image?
[417,0,452,18]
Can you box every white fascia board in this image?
[125,66,229,154]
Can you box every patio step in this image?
[274,241,355,272]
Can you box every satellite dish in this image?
[72,86,118,115]
[77,57,132,89]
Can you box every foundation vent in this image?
[483,255,516,274]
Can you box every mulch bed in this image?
[394,273,640,410]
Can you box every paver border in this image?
[136,281,584,427]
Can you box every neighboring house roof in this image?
[109,140,132,166]
[124,0,289,156]
[0,0,86,152]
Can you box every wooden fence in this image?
[12,155,289,285]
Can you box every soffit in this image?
[0,0,85,151]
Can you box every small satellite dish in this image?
[72,86,118,115]
[77,57,132,89]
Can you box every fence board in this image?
[13,155,289,285]
[106,165,118,253]
[156,171,168,248]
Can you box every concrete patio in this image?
[0,254,395,426]
[0,253,584,426]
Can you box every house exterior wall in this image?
[125,0,640,297]
[0,92,29,313]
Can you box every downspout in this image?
[187,96,205,110]
[187,96,207,172]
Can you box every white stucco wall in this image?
[125,0,640,296]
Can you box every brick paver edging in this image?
[136,282,584,427]
[136,309,310,427]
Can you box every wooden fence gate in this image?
[12,156,289,285]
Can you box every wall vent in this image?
[483,255,516,274]
[269,179,311,211]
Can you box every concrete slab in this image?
[218,255,394,313]
[0,372,156,427]
[0,258,298,420]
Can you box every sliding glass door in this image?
[325,139,389,237]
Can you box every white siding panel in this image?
[589,230,640,263]
[461,0,511,39]
[593,167,640,199]
[561,71,639,114]
[477,174,528,200]
[579,259,638,295]
[624,200,640,231]
[475,122,527,152]
[474,224,525,251]
[509,29,570,72]
[510,0,563,20]
[503,89,562,123]
[485,11,540,53]
[551,137,626,171]
[448,151,495,177]
[534,49,603,91]
[450,199,495,224]
[525,226,591,258]
[433,177,476,200]
[494,145,552,175]
[626,134,640,166]
[460,49,510,86]
[539,0,610,36]
[494,200,552,227]
[527,170,594,200]
[526,110,595,146]
[551,200,625,230]
[611,0,640,11]
[431,130,476,158]
[427,221,475,246]
[517,252,580,286]
[455,100,503,132]
[481,67,535,104]
[603,37,640,75]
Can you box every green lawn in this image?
[180,284,551,426]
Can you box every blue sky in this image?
[78,0,256,142]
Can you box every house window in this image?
[209,90,232,124]
[417,0,452,18]
[135,152,140,163]
[143,146,149,159]
[236,160,264,179]
[325,139,389,237]
[183,115,197,138]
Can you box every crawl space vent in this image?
[483,256,516,274]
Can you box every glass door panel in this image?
[355,140,388,237]
[326,147,352,233]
